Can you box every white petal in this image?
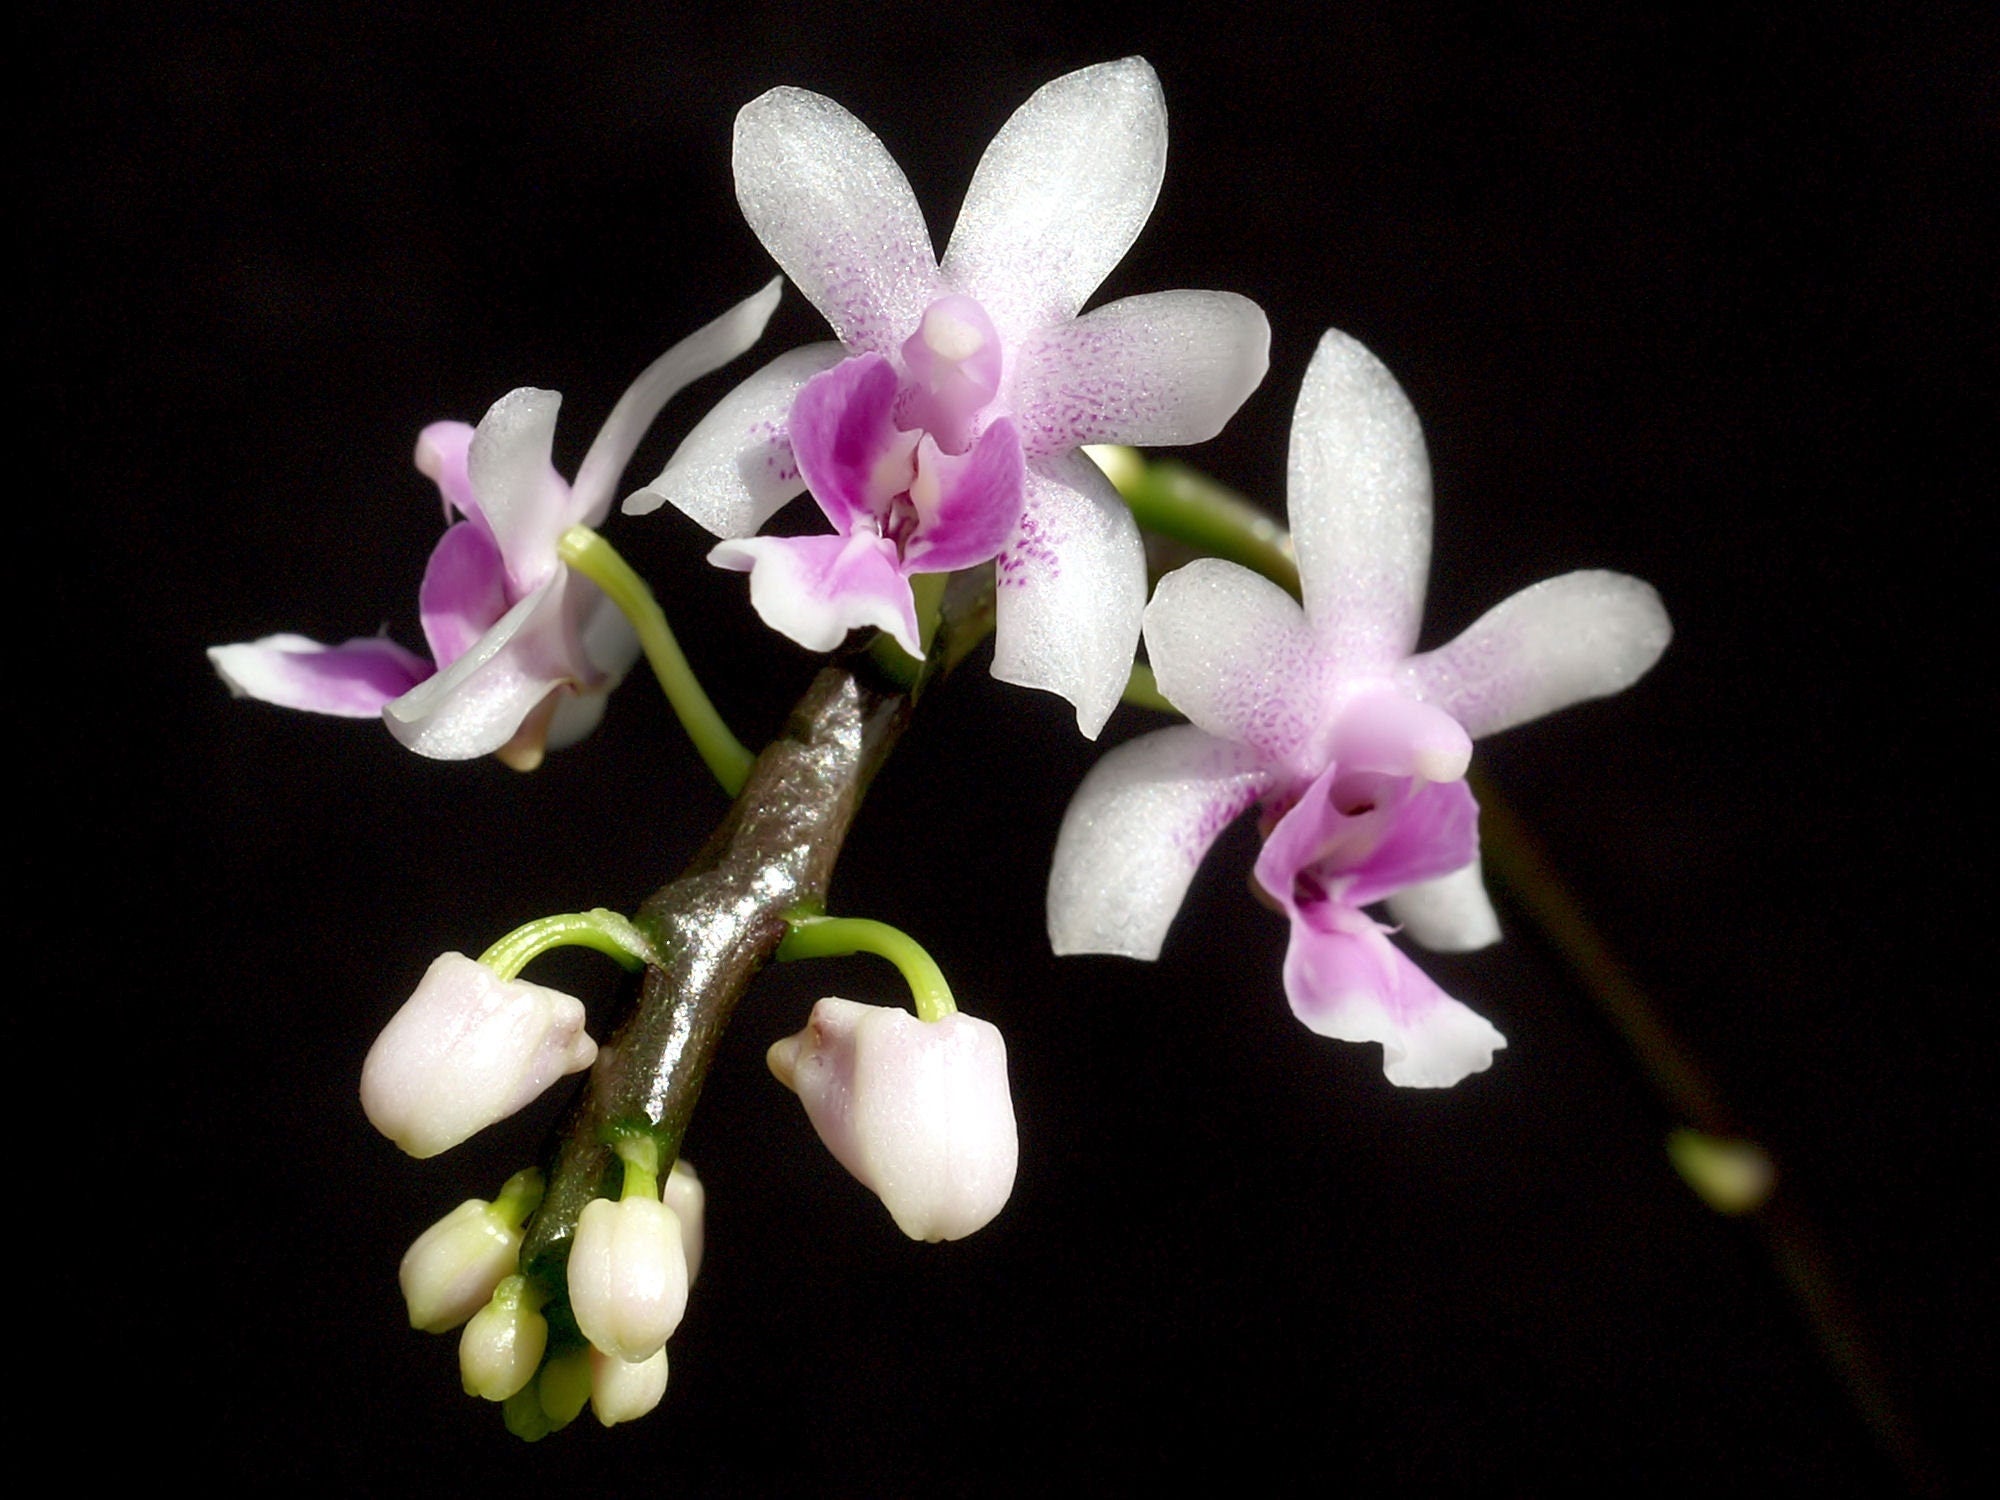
[1384,858,1502,952]
[468,387,571,593]
[1289,329,1432,665]
[1007,291,1269,456]
[991,452,1147,738]
[1048,724,1275,960]
[942,58,1167,336]
[568,278,783,524]
[624,342,847,534]
[1401,570,1671,739]
[733,88,939,355]
[709,532,921,658]
[1143,558,1324,766]
[383,578,575,760]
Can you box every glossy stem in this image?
[559,525,756,794]
[519,658,921,1285]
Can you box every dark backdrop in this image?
[28,2,1988,1491]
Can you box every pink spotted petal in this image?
[901,419,1025,573]
[788,355,908,534]
[418,520,509,669]
[208,633,433,718]
[709,532,921,658]
[1283,905,1505,1088]
[991,452,1146,739]
[416,421,478,525]
[1007,290,1270,457]
[733,87,941,357]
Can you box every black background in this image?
[28,2,1989,1491]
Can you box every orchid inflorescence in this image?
[212,58,1667,1438]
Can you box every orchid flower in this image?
[627,59,1270,737]
[209,282,781,767]
[1048,329,1672,1086]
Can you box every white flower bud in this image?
[399,1198,522,1333]
[361,953,597,1158]
[459,1276,547,1402]
[767,997,1018,1242]
[567,1197,689,1364]
[590,1344,670,1426]
[662,1158,705,1286]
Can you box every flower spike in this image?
[1050,329,1671,1086]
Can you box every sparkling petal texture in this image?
[733,87,941,356]
[1008,290,1271,455]
[207,633,432,717]
[1288,328,1432,663]
[383,578,577,760]
[709,532,921,658]
[1048,724,1275,960]
[770,998,1018,1243]
[467,386,571,595]
[991,452,1147,738]
[941,57,1167,336]
[1401,569,1673,739]
[1385,859,1503,952]
[625,343,847,530]
[360,953,597,1159]
[1144,558,1324,767]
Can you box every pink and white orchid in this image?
[1048,329,1672,1086]
[627,59,1270,737]
[209,282,781,767]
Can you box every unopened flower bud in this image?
[767,997,1018,1242]
[459,1275,547,1402]
[662,1158,705,1285]
[400,1199,522,1333]
[535,1347,593,1429]
[590,1344,670,1426]
[568,1197,689,1364]
[361,953,597,1158]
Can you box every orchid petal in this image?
[788,354,908,533]
[542,585,640,753]
[1339,777,1480,907]
[1008,290,1270,456]
[624,342,847,534]
[901,420,1026,573]
[991,452,1146,738]
[208,633,432,717]
[568,278,783,524]
[383,577,577,760]
[418,520,509,669]
[733,87,940,356]
[709,532,921,658]
[1289,329,1432,665]
[1401,570,1672,740]
[416,421,478,524]
[1144,557,1323,767]
[467,387,571,595]
[941,58,1167,336]
[1283,909,1504,1087]
[1385,859,1502,952]
[1048,724,1275,960]
[1254,768,1478,912]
